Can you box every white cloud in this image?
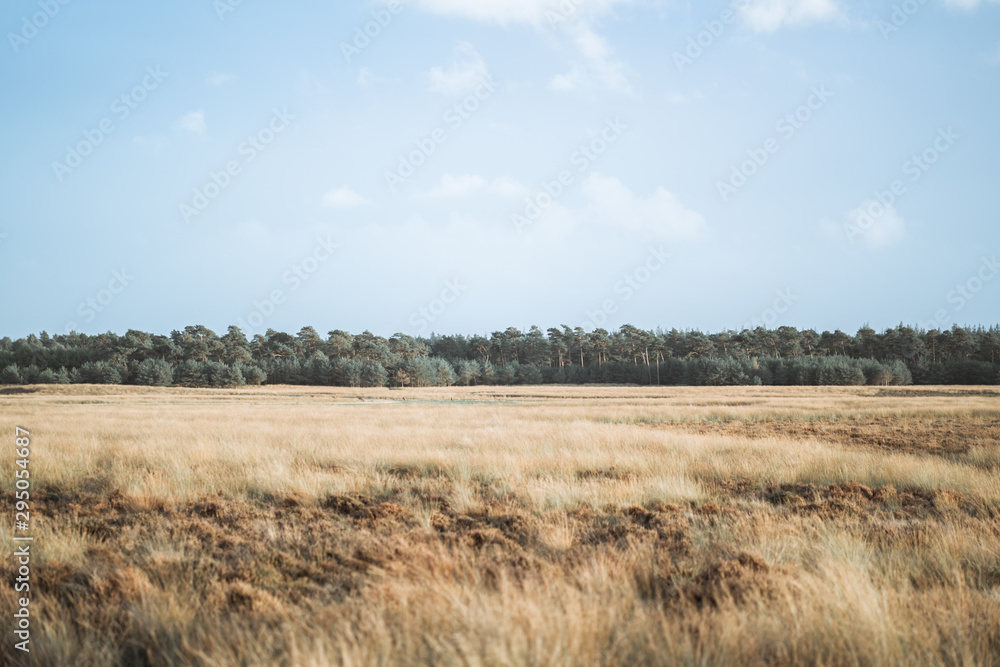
[427,174,528,198]
[410,0,629,27]
[205,71,234,86]
[428,174,486,197]
[413,0,634,93]
[175,111,206,134]
[549,25,632,93]
[550,65,584,92]
[740,0,843,33]
[358,68,398,87]
[423,42,489,95]
[488,176,530,198]
[579,173,703,240]
[842,199,906,250]
[322,187,372,209]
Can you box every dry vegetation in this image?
[2,384,999,666]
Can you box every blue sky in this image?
[1,0,998,340]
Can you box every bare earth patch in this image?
[676,415,1000,455]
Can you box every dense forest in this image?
[1,324,999,388]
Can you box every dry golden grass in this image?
[1,384,998,666]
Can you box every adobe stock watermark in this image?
[738,288,799,331]
[384,75,500,193]
[409,279,468,334]
[717,85,833,203]
[673,0,752,73]
[513,116,628,233]
[545,0,587,28]
[340,0,404,63]
[61,268,134,334]
[7,0,72,54]
[920,255,998,331]
[843,127,958,244]
[214,0,247,21]
[876,0,929,39]
[580,246,670,331]
[236,235,339,333]
[179,108,294,224]
[51,66,169,182]
[12,426,33,654]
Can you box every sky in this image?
[1,0,998,340]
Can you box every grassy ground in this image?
[1,384,999,666]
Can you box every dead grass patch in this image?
[1,385,998,665]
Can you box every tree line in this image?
[1,323,998,388]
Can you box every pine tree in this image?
[135,359,174,386]
[1,364,22,384]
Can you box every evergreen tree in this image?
[360,361,388,388]
[238,364,267,386]
[135,359,174,386]
[219,364,246,387]
[326,330,354,359]
[478,360,496,385]
[221,326,253,365]
[455,360,478,386]
[177,360,207,387]
[433,358,456,386]
[78,361,124,385]
[1,364,22,384]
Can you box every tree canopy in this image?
[2,323,998,388]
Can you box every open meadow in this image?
[2,384,999,666]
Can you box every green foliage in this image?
[221,365,245,387]
[237,364,267,386]
[1,364,22,384]
[37,368,58,384]
[78,361,124,385]
[135,359,174,386]
[177,360,207,387]
[478,360,496,385]
[360,361,388,388]
[0,322,997,388]
[454,360,478,386]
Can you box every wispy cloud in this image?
[412,0,635,93]
[175,110,206,134]
[549,25,632,94]
[833,199,907,250]
[410,0,630,27]
[580,173,703,240]
[740,0,844,33]
[322,187,372,209]
[205,71,234,86]
[423,42,489,95]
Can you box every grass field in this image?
[2,384,999,666]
